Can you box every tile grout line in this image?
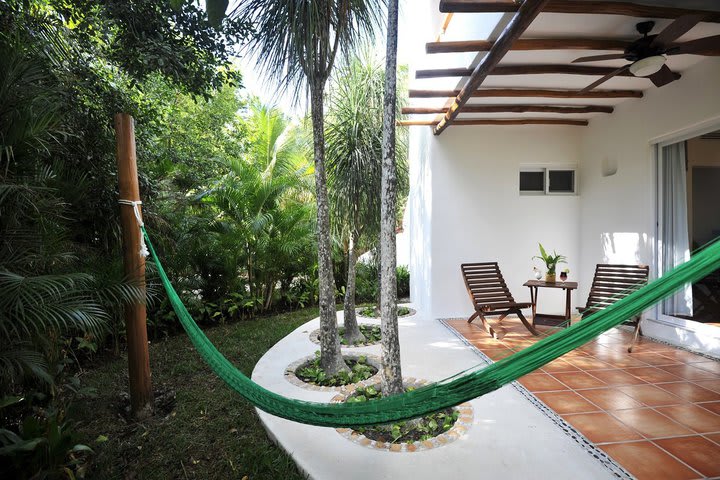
[444,318,720,479]
[439,318,634,480]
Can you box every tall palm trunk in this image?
[380,0,403,396]
[343,230,365,344]
[310,80,347,375]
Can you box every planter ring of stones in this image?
[308,323,381,348]
[331,378,473,452]
[285,353,382,391]
[356,306,417,319]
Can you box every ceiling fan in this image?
[572,14,720,93]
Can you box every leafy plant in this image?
[533,243,567,276]
[358,305,410,318]
[396,265,410,299]
[339,324,381,345]
[296,353,376,387]
[344,385,460,444]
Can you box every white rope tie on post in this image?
[118,199,149,257]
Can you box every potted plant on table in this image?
[533,243,567,282]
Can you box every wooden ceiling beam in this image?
[400,118,589,126]
[434,0,551,135]
[402,104,614,114]
[426,38,632,54]
[416,64,636,78]
[409,88,643,98]
[439,0,720,22]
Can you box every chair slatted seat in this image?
[579,264,649,352]
[461,262,540,339]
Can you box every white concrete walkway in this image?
[251,308,628,480]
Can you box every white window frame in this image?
[519,164,578,196]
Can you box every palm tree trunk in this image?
[310,79,347,375]
[380,0,403,397]
[343,231,365,344]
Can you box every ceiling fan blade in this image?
[667,35,720,56]
[571,54,627,64]
[647,65,681,87]
[651,14,706,48]
[579,64,631,93]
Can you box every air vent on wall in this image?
[700,130,720,140]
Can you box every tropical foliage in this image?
[233,0,384,376]
[326,51,408,344]
[1,0,411,477]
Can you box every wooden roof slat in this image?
[402,105,614,114]
[426,38,633,54]
[416,65,638,78]
[434,0,551,135]
[409,88,643,98]
[439,0,720,22]
[400,118,589,127]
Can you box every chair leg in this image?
[477,312,506,340]
[627,316,643,353]
[517,310,541,336]
[467,312,479,324]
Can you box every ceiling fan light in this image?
[629,55,667,77]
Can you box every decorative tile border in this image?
[308,323,382,348]
[331,378,473,453]
[356,307,417,319]
[438,318,633,480]
[284,353,382,391]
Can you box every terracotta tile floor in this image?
[446,318,720,480]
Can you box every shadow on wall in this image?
[601,232,652,265]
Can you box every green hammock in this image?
[143,225,720,428]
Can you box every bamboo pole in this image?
[114,113,153,418]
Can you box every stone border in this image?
[356,306,417,319]
[308,323,382,348]
[284,353,382,391]
[330,378,473,453]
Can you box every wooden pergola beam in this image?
[400,118,589,126]
[416,64,636,78]
[409,88,643,98]
[439,0,720,22]
[402,104,614,114]
[434,0,551,135]
[426,38,632,54]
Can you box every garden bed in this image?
[284,353,382,390]
[309,323,381,347]
[331,379,473,452]
[356,305,416,318]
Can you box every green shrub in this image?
[396,265,410,299]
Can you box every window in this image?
[519,166,577,195]
[548,169,575,193]
[519,169,545,193]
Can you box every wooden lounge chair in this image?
[461,262,540,339]
[578,264,649,352]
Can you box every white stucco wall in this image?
[408,58,720,353]
[578,57,720,353]
[410,126,582,319]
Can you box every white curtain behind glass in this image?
[661,142,693,317]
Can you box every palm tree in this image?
[233,1,382,375]
[326,51,407,345]
[208,100,315,314]
[379,0,402,396]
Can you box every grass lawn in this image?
[75,307,320,480]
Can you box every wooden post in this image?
[114,113,153,418]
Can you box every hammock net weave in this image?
[143,225,720,428]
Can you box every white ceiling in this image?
[406,6,720,125]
